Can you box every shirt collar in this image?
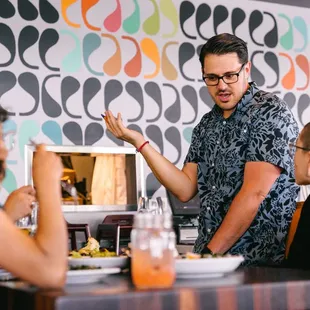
[212,82,260,117]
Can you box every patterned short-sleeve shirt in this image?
[184,82,299,266]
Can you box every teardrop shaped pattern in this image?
[159,0,178,38]
[104,79,123,112]
[126,81,144,122]
[102,34,122,76]
[142,0,160,36]
[42,121,63,145]
[123,36,141,78]
[0,0,15,18]
[263,12,278,48]
[85,123,104,145]
[103,0,121,32]
[19,120,40,159]
[0,23,16,67]
[61,76,81,119]
[123,0,140,34]
[39,0,59,23]
[63,122,83,145]
[249,10,264,47]
[279,53,295,90]
[163,84,180,123]
[279,14,293,50]
[165,126,181,164]
[39,29,60,71]
[18,72,40,116]
[297,94,310,126]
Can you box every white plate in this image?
[175,255,244,279]
[175,271,245,287]
[68,256,128,269]
[66,268,121,285]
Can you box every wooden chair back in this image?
[285,201,304,258]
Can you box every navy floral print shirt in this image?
[184,82,299,266]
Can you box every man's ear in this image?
[306,151,310,178]
[245,61,251,79]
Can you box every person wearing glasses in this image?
[103,33,299,266]
[2,186,36,221]
[0,129,37,220]
[285,123,310,269]
[0,107,68,288]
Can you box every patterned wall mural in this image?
[0,0,309,202]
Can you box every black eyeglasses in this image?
[289,143,310,157]
[202,63,246,86]
[1,130,16,151]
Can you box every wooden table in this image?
[2,267,310,310]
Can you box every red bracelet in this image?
[136,141,149,153]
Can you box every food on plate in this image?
[69,237,117,258]
[180,252,234,259]
[90,249,117,258]
[184,252,201,259]
[78,237,100,255]
[201,253,231,258]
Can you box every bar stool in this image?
[67,222,91,251]
[96,215,133,255]
[96,224,121,254]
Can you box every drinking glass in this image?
[137,197,149,213]
[16,201,38,236]
[130,213,176,289]
[138,197,165,214]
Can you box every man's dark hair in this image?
[199,33,248,67]
[0,106,8,124]
[301,122,310,150]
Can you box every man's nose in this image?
[217,78,227,90]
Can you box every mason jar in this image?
[130,213,176,289]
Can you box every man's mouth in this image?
[217,93,231,102]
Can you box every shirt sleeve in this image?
[245,104,299,172]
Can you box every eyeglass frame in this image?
[1,130,16,151]
[202,63,246,86]
[289,142,310,157]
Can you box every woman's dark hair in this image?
[0,106,8,123]
[0,106,8,179]
[199,33,248,67]
[301,122,310,150]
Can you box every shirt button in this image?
[207,228,211,233]
[223,121,226,125]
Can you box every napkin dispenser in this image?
[174,218,199,245]
[178,225,199,244]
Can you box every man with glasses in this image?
[103,33,299,266]
[286,123,310,269]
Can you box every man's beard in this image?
[0,160,6,181]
